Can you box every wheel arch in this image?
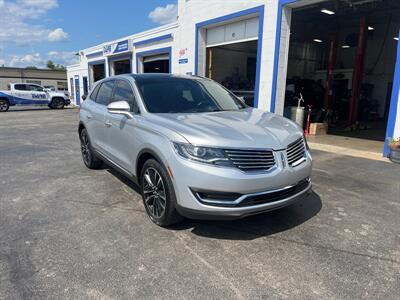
[136,148,164,180]
[0,96,10,111]
[78,121,86,135]
[0,96,10,103]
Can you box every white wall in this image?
[67,64,88,106]
[175,0,283,111]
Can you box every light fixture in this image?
[313,39,323,43]
[368,26,375,31]
[321,8,335,15]
[394,37,399,41]
[342,45,350,49]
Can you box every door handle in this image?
[105,120,112,127]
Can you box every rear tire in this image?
[50,97,65,109]
[80,128,102,169]
[0,98,9,112]
[140,159,183,227]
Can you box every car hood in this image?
[145,108,302,150]
[48,91,68,98]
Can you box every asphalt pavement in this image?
[0,107,399,299]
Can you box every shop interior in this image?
[206,40,258,106]
[284,0,400,142]
[112,59,131,75]
[142,54,170,73]
[91,63,105,83]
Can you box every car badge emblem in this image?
[280,152,286,168]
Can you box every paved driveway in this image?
[1,108,399,299]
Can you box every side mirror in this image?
[81,94,87,101]
[107,101,133,119]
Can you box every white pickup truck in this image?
[0,83,70,112]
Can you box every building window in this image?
[57,81,68,91]
[26,80,42,85]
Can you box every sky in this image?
[0,0,178,68]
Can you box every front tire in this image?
[50,97,65,109]
[140,159,183,227]
[0,99,9,112]
[80,128,102,169]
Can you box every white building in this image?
[68,0,400,156]
[0,67,67,91]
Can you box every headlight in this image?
[173,142,230,166]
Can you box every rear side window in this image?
[113,80,139,113]
[95,81,114,106]
[14,84,28,91]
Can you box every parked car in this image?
[79,74,312,226]
[0,83,70,112]
[43,85,70,97]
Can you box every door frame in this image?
[74,75,81,106]
[108,53,133,76]
[194,5,264,108]
[135,47,172,74]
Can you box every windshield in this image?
[136,77,246,113]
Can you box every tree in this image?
[46,60,55,69]
[25,66,38,69]
[46,60,66,71]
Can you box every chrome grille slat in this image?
[224,148,276,172]
[232,161,275,165]
[226,150,273,155]
[287,142,303,154]
[229,158,274,161]
[227,154,273,158]
[236,165,274,169]
[287,146,304,157]
[287,138,306,167]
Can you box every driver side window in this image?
[113,80,139,113]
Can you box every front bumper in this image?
[168,149,313,220]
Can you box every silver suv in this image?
[79,74,312,226]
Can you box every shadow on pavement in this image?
[106,167,141,194]
[105,163,322,240]
[172,191,322,240]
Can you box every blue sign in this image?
[179,58,188,64]
[114,40,129,53]
[103,39,130,56]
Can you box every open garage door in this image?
[113,59,131,75]
[89,62,105,87]
[110,58,131,76]
[205,17,259,106]
[283,0,400,143]
[143,54,169,73]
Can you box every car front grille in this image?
[224,149,276,172]
[287,138,306,167]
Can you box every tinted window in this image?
[136,77,246,113]
[95,81,114,106]
[28,85,44,91]
[14,84,28,91]
[113,80,139,113]
[90,83,101,101]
